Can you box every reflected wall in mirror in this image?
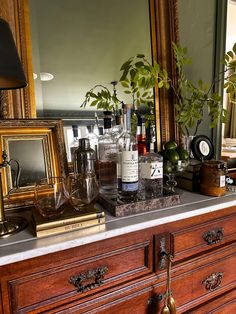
[0,0,179,149]
[7,138,47,188]
[29,0,152,114]
[177,0,234,159]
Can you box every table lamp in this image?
[0,18,28,237]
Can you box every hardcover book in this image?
[32,204,105,238]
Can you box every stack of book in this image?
[176,160,202,192]
[32,205,105,238]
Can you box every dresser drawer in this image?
[187,288,236,314]
[171,242,236,313]
[7,240,152,313]
[152,242,236,313]
[172,212,236,261]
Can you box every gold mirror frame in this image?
[0,0,179,148]
[0,119,68,209]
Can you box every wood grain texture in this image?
[1,205,236,313]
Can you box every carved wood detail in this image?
[0,0,36,119]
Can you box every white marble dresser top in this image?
[1,190,236,266]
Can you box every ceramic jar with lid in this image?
[199,160,227,197]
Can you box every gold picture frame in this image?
[0,119,69,210]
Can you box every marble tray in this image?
[98,189,181,217]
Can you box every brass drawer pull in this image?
[202,272,223,291]
[69,266,108,293]
[203,228,224,245]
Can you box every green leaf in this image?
[97,102,104,109]
[227,51,234,59]
[89,92,98,98]
[130,69,137,80]
[90,100,98,107]
[121,81,129,88]
[233,43,236,54]
[158,81,164,88]
[135,61,144,68]
[120,69,129,82]
[224,53,230,62]
[137,54,145,58]
[120,60,132,71]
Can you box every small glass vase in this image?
[165,160,189,193]
[183,135,195,159]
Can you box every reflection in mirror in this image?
[29,0,152,115]
[1,0,178,148]
[8,140,46,188]
[29,0,156,159]
[221,0,236,163]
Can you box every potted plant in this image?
[119,43,236,138]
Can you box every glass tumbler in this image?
[64,173,99,210]
[34,177,67,219]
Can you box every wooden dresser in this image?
[1,192,236,313]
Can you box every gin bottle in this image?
[98,111,118,198]
[139,143,163,199]
[118,105,138,201]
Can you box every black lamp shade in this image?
[0,18,27,90]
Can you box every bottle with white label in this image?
[139,142,163,199]
[118,105,138,201]
[98,111,118,198]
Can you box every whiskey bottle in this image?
[118,105,139,201]
[139,143,163,199]
[98,111,118,198]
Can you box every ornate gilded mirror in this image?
[0,0,179,149]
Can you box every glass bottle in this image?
[112,109,124,139]
[70,125,79,163]
[136,115,147,156]
[86,124,99,158]
[139,142,163,199]
[118,105,139,201]
[67,138,99,209]
[98,111,118,198]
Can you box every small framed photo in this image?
[191,135,214,161]
[0,119,68,210]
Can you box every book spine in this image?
[36,212,105,231]
[36,217,106,238]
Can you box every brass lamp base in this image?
[0,216,28,238]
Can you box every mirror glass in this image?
[9,139,46,187]
[29,0,152,117]
[222,0,236,150]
